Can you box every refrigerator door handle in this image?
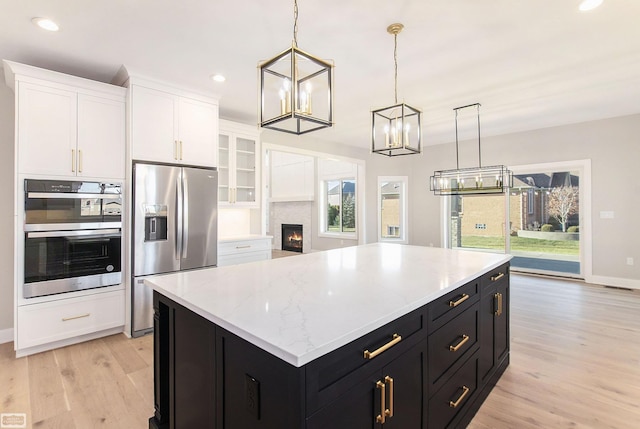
[182,171,189,259]
[175,172,183,260]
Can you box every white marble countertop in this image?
[144,243,511,367]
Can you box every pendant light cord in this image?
[393,32,398,104]
[293,0,299,47]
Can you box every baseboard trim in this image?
[14,326,124,357]
[0,327,14,344]
[587,275,640,290]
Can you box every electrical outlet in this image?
[245,374,260,419]
[627,257,634,266]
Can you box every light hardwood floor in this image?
[1,274,639,428]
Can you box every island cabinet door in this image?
[216,328,305,429]
[150,294,216,429]
[306,339,427,429]
[478,265,510,384]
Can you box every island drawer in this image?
[428,304,479,387]
[428,351,478,429]
[481,263,510,289]
[428,279,479,333]
[305,305,427,414]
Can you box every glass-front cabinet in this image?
[218,120,260,207]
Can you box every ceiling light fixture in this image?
[371,23,422,157]
[211,74,225,83]
[31,17,59,32]
[430,103,513,195]
[579,0,603,11]
[258,0,334,135]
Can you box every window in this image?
[324,179,356,235]
[378,176,408,243]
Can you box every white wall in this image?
[0,69,15,333]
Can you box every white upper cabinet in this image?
[218,120,260,207]
[131,85,218,167]
[77,94,126,179]
[15,80,125,179]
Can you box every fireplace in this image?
[282,224,303,253]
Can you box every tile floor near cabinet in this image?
[0,334,154,429]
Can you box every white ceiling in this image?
[2,0,640,149]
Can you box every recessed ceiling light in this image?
[32,17,59,31]
[579,0,603,11]
[211,74,225,83]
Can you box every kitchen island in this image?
[146,243,511,429]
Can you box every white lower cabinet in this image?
[17,290,125,351]
[218,237,272,267]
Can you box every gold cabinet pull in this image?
[494,292,503,316]
[376,380,386,423]
[236,245,251,249]
[71,149,75,172]
[449,385,470,408]
[364,333,402,360]
[78,149,82,173]
[174,140,178,160]
[449,293,469,308]
[449,334,470,352]
[384,376,394,418]
[491,272,505,282]
[62,313,90,322]
[180,140,183,160]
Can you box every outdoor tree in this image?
[342,193,356,231]
[547,186,579,232]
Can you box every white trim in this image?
[15,326,124,357]
[0,328,13,345]
[586,275,640,290]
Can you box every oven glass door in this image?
[24,229,122,298]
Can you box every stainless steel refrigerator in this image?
[131,162,217,337]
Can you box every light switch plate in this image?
[599,211,615,219]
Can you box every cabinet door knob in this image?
[384,375,394,418]
[363,333,402,360]
[62,313,90,322]
[375,380,386,424]
[494,292,503,316]
[449,334,470,352]
[449,385,470,408]
[449,293,469,308]
[491,272,505,282]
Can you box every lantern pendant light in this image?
[371,23,422,157]
[430,103,513,195]
[259,0,334,135]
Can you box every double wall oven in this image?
[23,179,122,299]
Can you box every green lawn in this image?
[461,236,579,255]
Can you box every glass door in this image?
[508,170,581,276]
[218,134,230,203]
[233,136,256,204]
[446,163,584,278]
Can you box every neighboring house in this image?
[454,172,579,240]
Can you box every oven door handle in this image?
[26,229,121,238]
[27,192,122,199]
